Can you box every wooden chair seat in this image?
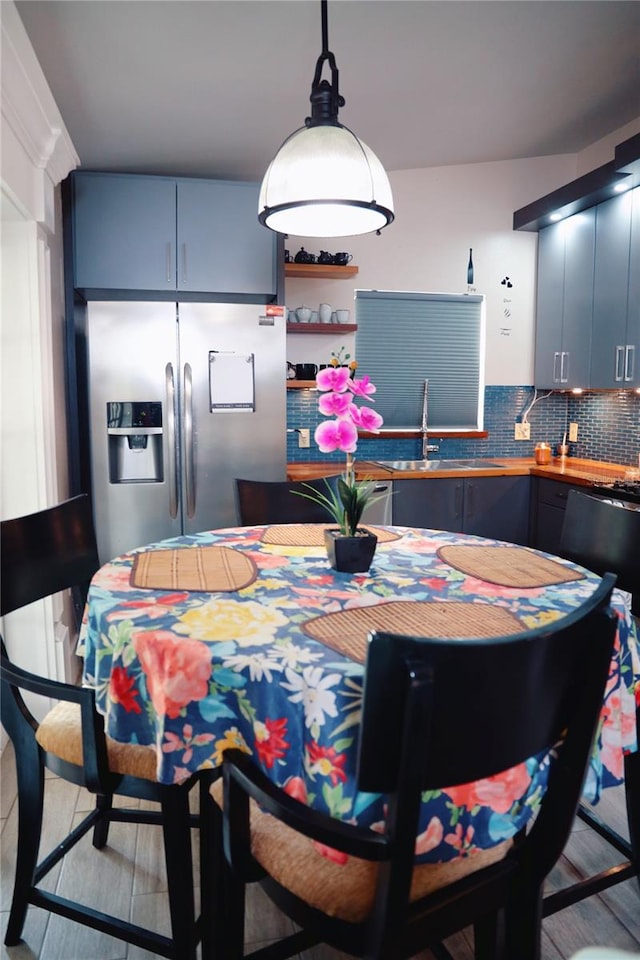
[36,700,158,781]
[210,779,512,922]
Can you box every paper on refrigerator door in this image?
[209,352,255,412]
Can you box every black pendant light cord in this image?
[307,0,345,127]
[321,0,328,55]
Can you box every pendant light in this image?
[258,0,394,238]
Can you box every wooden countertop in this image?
[287,457,635,485]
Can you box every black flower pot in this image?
[324,528,378,573]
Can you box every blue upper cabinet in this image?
[71,171,279,299]
[627,187,640,387]
[590,191,634,388]
[73,173,176,292]
[177,180,275,296]
[534,209,595,389]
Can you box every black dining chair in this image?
[0,495,202,959]
[559,489,640,614]
[200,574,617,960]
[235,475,341,525]
[545,489,640,915]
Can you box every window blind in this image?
[354,290,485,430]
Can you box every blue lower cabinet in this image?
[393,476,531,545]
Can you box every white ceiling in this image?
[14,0,640,183]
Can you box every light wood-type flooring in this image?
[1,743,639,960]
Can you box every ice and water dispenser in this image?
[107,401,164,483]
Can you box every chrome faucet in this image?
[421,379,439,460]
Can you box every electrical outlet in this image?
[514,422,530,440]
[298,428,310,448]
[568,422,578,443]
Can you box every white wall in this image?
[286,153,575,383]
[1,1,79,695]
[285,128,639,384]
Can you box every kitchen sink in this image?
[451,459,506,469]
[373,459,505,472]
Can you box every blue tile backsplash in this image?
[287,386,640,468]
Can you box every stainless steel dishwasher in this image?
[361,480,394,525]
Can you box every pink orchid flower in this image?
[348,405,384,432]
[316,366,351,393]
[318,391,354,418]
[314,418,358,453]
[347,375,377,399]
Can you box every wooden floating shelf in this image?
[284,263,359,279]
[286,380,316,389]
[287,323,357,334]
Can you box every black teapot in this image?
[294,247,315,264]
[317,250,333,264]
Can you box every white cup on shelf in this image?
[336,309,350,324]
[319,303,332,323]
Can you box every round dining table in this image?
[78,522,639,866]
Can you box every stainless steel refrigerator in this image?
[85,301,286,562]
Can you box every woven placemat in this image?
[131,546,257,592]
[261,523,400,546]
[302,600,522,662]
[436,544,584,588]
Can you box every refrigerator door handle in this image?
[165,363,179,519]
[184,362,196,518]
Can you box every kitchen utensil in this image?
[287,309,298,322]
[294,248,315,264]
[317,251,333,264]
[309,311,319,323]
[335,309,350,324]
[295,363,318,380]
[296,306,311,323]
[319,303,332,323]
[333,252,352,265]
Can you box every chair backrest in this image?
[357,574,617,884]
[235,476,342,525]
[1,494,100,620]
[559,490,640,598]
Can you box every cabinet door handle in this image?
[615,345,625,381]
[624,344,635,382]
[165,243,173,284]
[553,352,561,383]
[466,482,474,519]
[560,351,569,383]
[181,243,188,285]
[454,483,463,519]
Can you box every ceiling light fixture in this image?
[258,0,394,238]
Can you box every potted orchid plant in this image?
[295,350,385,571]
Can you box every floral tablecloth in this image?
[79,525,640,865]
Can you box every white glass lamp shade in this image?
[259,124,394,237]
